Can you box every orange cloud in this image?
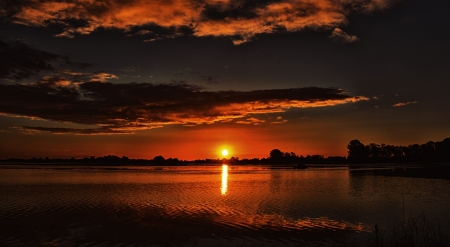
[270,116,288,124]
[1,80,369,134]
[8,0,397,44]
[329,28,359,43]
[236,117,266,125]
[392,101,417,107]
[213,97,368,118]
[89,72,119,82]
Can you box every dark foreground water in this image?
[0,164,449,246]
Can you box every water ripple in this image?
[1,166,449,246]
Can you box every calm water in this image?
[0,164,449,246]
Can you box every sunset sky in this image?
[1,0,449,160]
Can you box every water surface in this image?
[0,164,449,246]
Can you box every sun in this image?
[221,149,229,157]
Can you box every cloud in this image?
[271,120,288,124]
[270,116,288,124]
[329,28,359,43]
[235,120,252,125]
[3,0,397,44]
[0,39,62,81]
[392,101,417,107]
[15,124,164,135]
[0,38,369,134]
[89,72,119,82]
[16,126,131,135]
[0,39,92,83]
[201,75,219,84]
[126,30,152,36]
[0,80,369,134]
[174,68,201,76]
[236,117,266,125]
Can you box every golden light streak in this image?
[221,164,228,196]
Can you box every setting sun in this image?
[221,149,229,157]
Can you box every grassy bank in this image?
[333,213,450,247]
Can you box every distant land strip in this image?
[1,138,449,165]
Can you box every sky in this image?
[0,0,449,160]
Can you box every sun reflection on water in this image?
[221,164,228,195]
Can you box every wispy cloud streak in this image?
[393,101,417,107]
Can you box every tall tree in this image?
[269,149,284,163]
[347,140,368,163]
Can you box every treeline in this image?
[347,137,450,163]
[2,155,186,166]
[0,153,346,165]
[225,149,346,165]
[2,137,449,165]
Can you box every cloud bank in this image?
[0,39,62,80]
[1,81,368,134]
[0,38,368,134]
[2,0,397,44]
[0,38,91,83]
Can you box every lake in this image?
[1,164,449,246]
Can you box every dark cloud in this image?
[17,126,131,135]
[329,28,359,44]
[0,38,368,134]
[126,30,152,36]
[0,0,34,19]
[174,68,201,76]
[201,0,266,21]
[201,75,218,84]
[0,39,92,82]
[0,39,62,81]
[0,79,368,134]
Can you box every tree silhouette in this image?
[269,149,284,163]
[152,155,165,163]
[346,138,450,163]
[347,140,369,163]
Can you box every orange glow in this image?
[1,119,351,160]
[64,122,340,160]
[216,144,234,159]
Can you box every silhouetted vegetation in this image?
[0,152,341,166]
[0,155,186,166]
[1,137,449,165]
[333,214,450,247]
[347,137,450,164]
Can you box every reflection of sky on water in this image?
[1,165,449,246]
[348,167,450,232]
